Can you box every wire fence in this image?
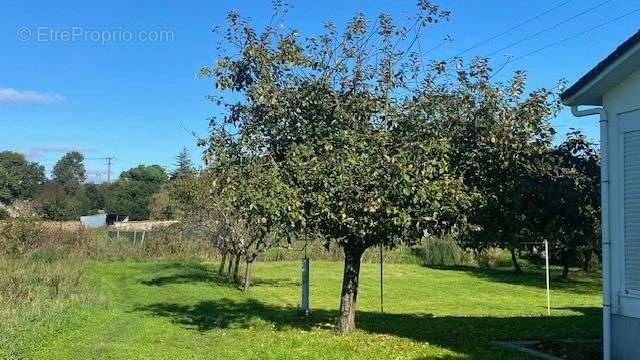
[107,230,151,245]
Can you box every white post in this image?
[544,240,551,316]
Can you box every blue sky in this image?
[1,0,638,182]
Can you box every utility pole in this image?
[106,157,113,183]
[86,157,116,183]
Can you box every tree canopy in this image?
[107,165,169,220]
[52,151,86,191]
[200,1,485,334]
[171,147,196,180]
[0,151,46,205]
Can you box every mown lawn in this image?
[10,261,601,359]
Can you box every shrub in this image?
[412,237,474,267]
[0,202,44,256]
[0,207,9,220]
[29,248,59,264]
[476,248,513,269]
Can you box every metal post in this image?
[544,240,551,316]
[301,257,310,315]
[107,157,112,183]
[380,244,384,314]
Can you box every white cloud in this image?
[19,146,96,160]
[20,146,77,159]
[0,87,64,104]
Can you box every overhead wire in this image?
[454,0,574,57]
[509,7,640,63]
[485,0,614,58]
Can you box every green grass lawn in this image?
[7,260,601,359]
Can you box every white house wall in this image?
[603,66,640,359]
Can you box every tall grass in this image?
[1,219,215,262]
[258,241,423,264]
[0,258,103,358]
[1,216,530,271]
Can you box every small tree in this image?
[232,160,301,291]
[178,172,249,279]
[171,148,195,180]
[202,126,303,290]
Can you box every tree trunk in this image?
[561,249,574,279]
[243,258,253,292]
[583,249,593,273]
[510,248,522,273]
[219,251,227,274]
[338,247,364,335]
[562,264,570,279]
[233,255,241,282]
[227,253,234,276]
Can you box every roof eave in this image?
[561,30,640,107]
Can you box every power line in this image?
[510,7,640,63]
[485,0,614,58]
[86,157,116,183]
[454,0,574,58]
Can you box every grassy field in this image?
[1,260,601,359]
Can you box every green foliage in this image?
[529,131,601,276]
[149,185,178,220]
[412,237,474,267]
[0,202,44,256]
[171,147,196,180]
[83,182,111,214]
[476,248,516,269]
[28,248,59,263]
[119,164,168,184]
[107,165,168,220]
[0,207,9,220]
[258,240,423,264]
[0,151,46,205]
[185,159,303,289]
[35,181,90,221]
[430,67,561,265]
[199,1,560,331]
[52,151,86,191]
[32,151,92,221]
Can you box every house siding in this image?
[604,66,640,359]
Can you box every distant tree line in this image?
[0,147,197,221]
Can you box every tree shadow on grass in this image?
[251,278,301,287]
[139,262,299,289]
[135,298,601,359]
[423,264,601,295]
[140,262,235,288]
